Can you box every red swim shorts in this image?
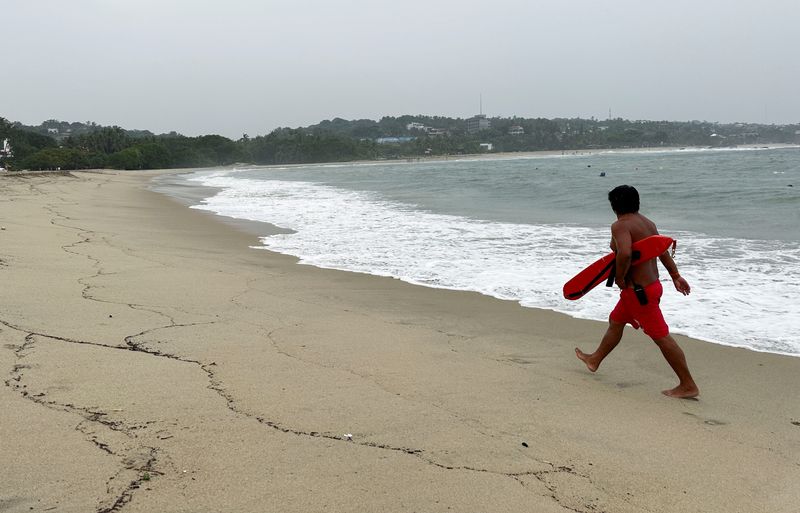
[609,280,669,339]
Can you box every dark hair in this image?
[608,185,639,214]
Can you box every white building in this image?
[0,138,11,172]
[466,115,491,133]
[508,125,524,136]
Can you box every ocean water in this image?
[182,147,800,356]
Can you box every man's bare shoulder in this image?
[636,213,660,234]
[637,212,655,223]
[610,219,632,245]
[611,217,633,233]
[615,213,660,240]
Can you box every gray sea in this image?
[166,146,800,356]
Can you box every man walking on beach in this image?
[575,185,699,398]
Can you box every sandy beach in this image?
[1,170,798,513]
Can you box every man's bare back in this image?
[610,213,660,288]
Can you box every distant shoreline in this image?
[353,142,800,166]
[5,142,799,175]
[225,142,800,168]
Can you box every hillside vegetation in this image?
[2,115,797,171]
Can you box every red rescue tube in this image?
[563,235,675,300]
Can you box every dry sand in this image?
[1,171,798,513]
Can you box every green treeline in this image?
[2,115,798,171]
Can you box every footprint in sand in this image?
[614,381,645,389]
[504,355,537,365]
[683,411,727,426]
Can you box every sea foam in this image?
[189,171,800,356]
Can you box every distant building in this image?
[375,137,416,144]
[466,115,491,134]
[508,125,524,136]
[407,123,448,137]
[709,133,728,147]
[479,143,493,151]
[0,138,11,172]
[47,128,59,134]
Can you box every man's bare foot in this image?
[575,348,599,372]
[662,384,699,399]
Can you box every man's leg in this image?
[575,320,625,372]
[652,335,699,398]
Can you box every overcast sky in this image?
[3,0,799,137]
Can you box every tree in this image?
[134,142,171,169]
[108,147,143,170]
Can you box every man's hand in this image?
[673,276,691,295]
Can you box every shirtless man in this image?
[575,185,699,398]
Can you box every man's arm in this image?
[611,221,632,289]
[658,251,691,295]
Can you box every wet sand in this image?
[1,171,798,513]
